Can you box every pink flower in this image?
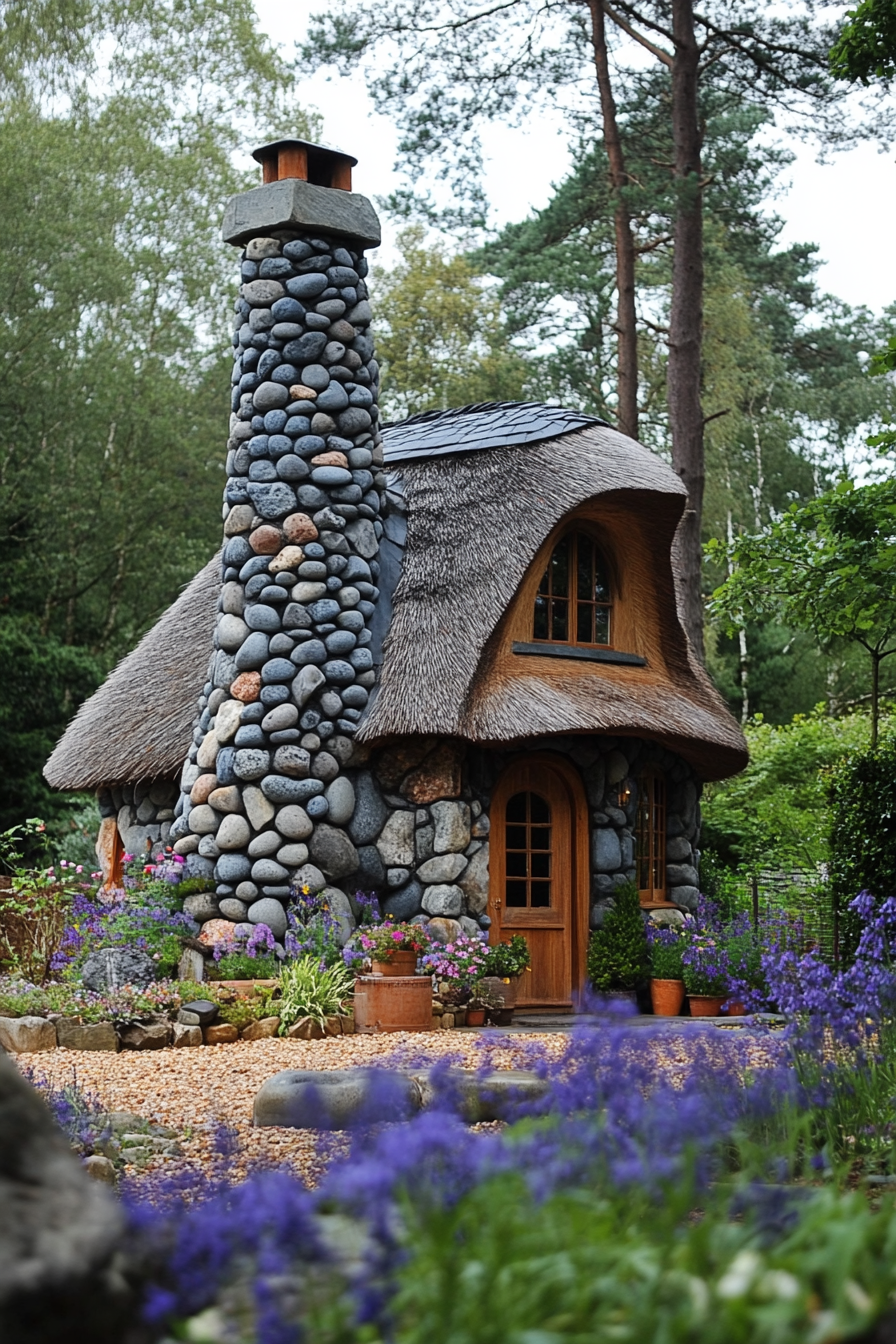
[123,853,134,862]
[391,930,403,941]
[445,944,454,953]
[76,865,83,873]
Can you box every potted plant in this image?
[587,882,648,1004]
[422,933,490,1025]
[681,932,730,1016]
[724,926,764,1015]
[358,920,431,976]
[647,925,685,1016]
[466,978,504,1027]
[481,934,531,1015]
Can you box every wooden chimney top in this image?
[251,139,357,192]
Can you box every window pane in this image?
[551,537,569,596]
[506,851,528,877]
[576,602,593,643]
[594,606,610,645]
[530,826,551,850]
[538,567,550,596]
[533,595,549,639]
[506,793,527,823]
[506,881,527,907]
[506,825,527,850]
[577,535,592,600]
[530,794,550,824]
[593,553,610,603]
[551,599,568,641]
[530,881,551,907]
[531,851,551,878]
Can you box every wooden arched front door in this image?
[488,755,589,1010]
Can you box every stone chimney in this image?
[168,140,384,947]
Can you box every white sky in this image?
[255,0,896,314]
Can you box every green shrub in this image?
[587,882,648,992]
[278,957,355,1031]
[830,739,896,956]
[207,951,280,981]
[482,934,531,979]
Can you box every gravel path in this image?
[15,1031,566,1184]
[15,1025,785,1186]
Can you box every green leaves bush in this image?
[587,882,648,992]
[830,740,896,955]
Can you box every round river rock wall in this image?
[167,230,382,944]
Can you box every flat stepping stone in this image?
[253,1066,548,1129]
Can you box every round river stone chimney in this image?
[168,140,384,945]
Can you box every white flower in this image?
[717,1250,762,1299]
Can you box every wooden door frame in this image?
[489,751,591,1010]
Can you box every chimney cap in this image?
[252,138,358,168]
[252,138,358,185]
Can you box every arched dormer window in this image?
[533,531,612,647]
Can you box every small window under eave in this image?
[533,531,612,649]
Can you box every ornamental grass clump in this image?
[587,882,648,992]
[277,956,355,1031]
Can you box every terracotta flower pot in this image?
[687,994,726,1017]
[371,949,418,977]
[353,975,433,1032]
[650,978,685,1017]
[466,1007,486,1027]
[723,1001,747,1017]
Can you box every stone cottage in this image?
[44,139,747,1009]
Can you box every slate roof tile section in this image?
[382,401,605,463]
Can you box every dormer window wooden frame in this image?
[532,530,613,649]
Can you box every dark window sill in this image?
[513,641,647,667]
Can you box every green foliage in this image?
[381,1172,896,1344]
[207,951,279,982]
[481,935,531,979]
[830,740,896,955]
[215,990,277,1029]
[375,225,530,419]
[709,480,896,744]
[587,882,648,992]
[0,0,320,832]
[277,957,355,1031]
[831,0,896,83]
[702,707,880,870]
[0,621,105,834]
[649,932,684,980]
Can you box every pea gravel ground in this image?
[15,1026,784,1186]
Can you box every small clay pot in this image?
[687,994,726,1017]
[723,1001,747,1017]
[466,1007,486,1027]
[650,978,685,1017]
[371,950,418,977]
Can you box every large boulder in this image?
[0,1017,57,1054]
[80,947,157,993]
[253,1068,421,1129]
[0,1049,133,1341]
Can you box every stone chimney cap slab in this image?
[223,179,381,249]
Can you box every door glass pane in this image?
[504,790,553,910]
[530,794,550,824]
[576,602,593,643]
[506,881,527,907]
[506,793,527,823]
[635,773,666,902]
[594,606,610,645]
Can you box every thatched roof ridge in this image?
[43,556,219,791]
[360,422,746,780]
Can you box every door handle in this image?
[493,898,502,909]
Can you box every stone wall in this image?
[97,779,178,863]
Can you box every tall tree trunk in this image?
[668,0,705,659]
[588,0,639,440]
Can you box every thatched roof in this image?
[364,416,746,780]
[44,404,747,791]
[43,556,219,791]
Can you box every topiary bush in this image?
[587,881,648,992]
[830,739,896,957]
